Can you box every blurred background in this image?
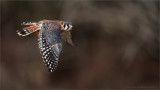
[0,0,159,89]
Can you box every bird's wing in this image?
[60,30,75,47]
[38,29,62,72]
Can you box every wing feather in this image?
[61,31,75,46]
[38,29,62,72]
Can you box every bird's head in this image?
[61,21,73,31]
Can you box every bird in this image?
[17,20,75,72]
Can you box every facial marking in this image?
[64,24,68,30]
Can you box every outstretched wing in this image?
[38,29,62,72]
[61,31,75,47]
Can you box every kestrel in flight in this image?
[17,20,75,72]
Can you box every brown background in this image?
[1,0,159,89]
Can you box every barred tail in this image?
[17,29,39,36]
[17,25,40,36]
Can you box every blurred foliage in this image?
[0,0,159,89]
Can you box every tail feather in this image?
[17,29,38,36]
[17,25,40,36]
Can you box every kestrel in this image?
[17,20,75,72]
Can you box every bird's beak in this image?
[69,24,73,28]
